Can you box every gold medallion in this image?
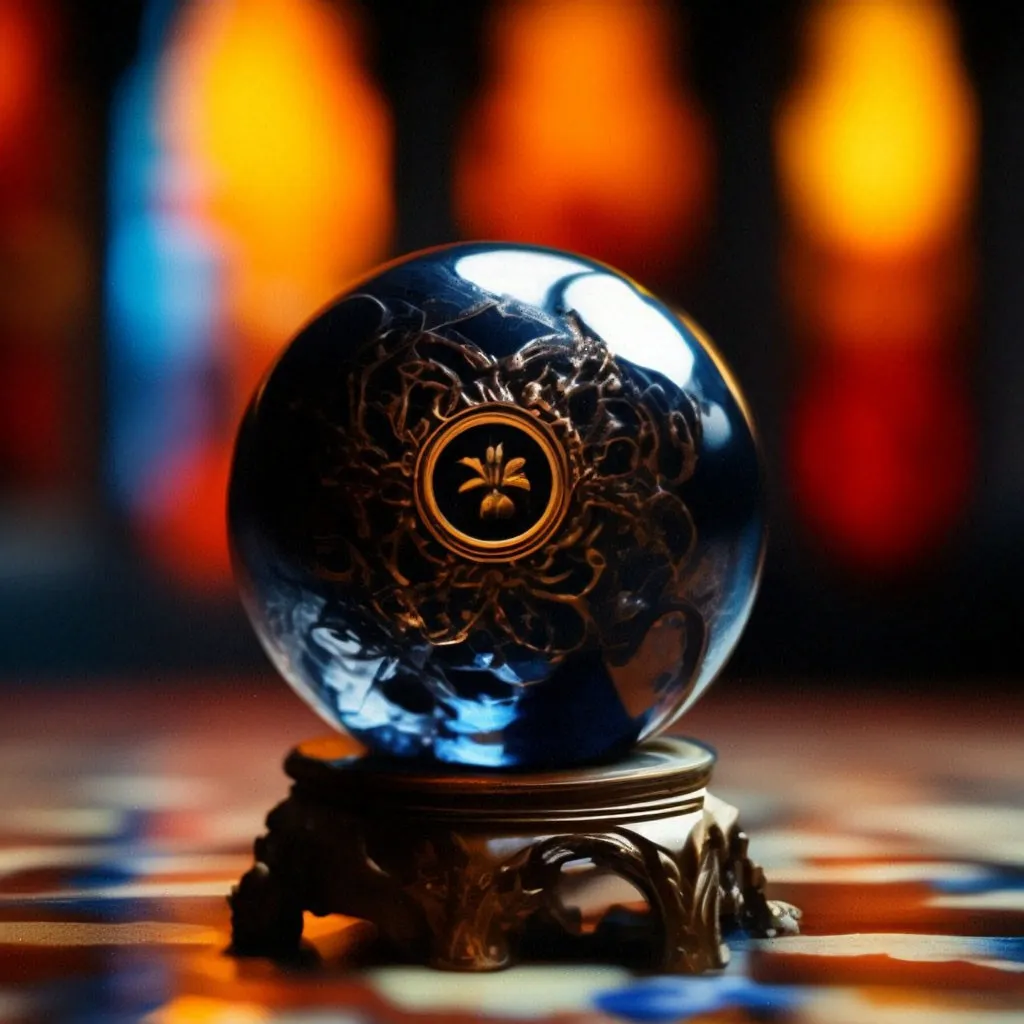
[414,404,571,562]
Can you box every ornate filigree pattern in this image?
[306,299,703,666]
[524,827,727,973]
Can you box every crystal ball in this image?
[229,244,764,768]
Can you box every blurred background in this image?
[1,0,1021,689]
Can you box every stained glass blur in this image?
[777,0,977,574]
[106,0,393,588]
[0,0,89,499]
[454,0,712,288]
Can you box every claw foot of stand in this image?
[230,860,303,958]
[229,737,800,972]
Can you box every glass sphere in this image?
[229,244,764,768]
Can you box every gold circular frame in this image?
[414,404,571,562]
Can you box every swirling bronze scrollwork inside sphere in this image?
[229,244,764,768]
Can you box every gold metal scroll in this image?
[414,404,571,563]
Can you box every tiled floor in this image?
[0,678,1020,1022]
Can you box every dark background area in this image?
[1,0,1022,688]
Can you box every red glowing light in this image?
[789,352,973,572]
[0,0,50,154]
[138,442,234,589]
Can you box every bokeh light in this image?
[0,0,88,494]
[779,0,978,573]
[455,0,711,285]
[789,351,973,573]
[781,246,974,354]
[161,0,393,358]
[0,0,48,154]
[107,0,393,587]
[777,0,976,258]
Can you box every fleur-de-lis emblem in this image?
[457,443,530,520]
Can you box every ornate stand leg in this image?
[229,736,799,971]
[230,838,304,957]
[400,832,537,971]
[705,793,802,939]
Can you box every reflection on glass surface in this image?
[456,250,591,309]
[562,274,696,390]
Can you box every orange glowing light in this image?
[455,0,711,283]
[162,0,393,358]
[145,996,268,1024]
[789,352,973,572]
[777,0,976,257]
[782,246,974,354]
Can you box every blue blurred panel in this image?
[105,0,221,515]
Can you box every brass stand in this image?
[229,736,799,972]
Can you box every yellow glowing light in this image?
[161,0,393,353]
[777,1,976,256]
[455,0,711,280]
[144,996,269,1024]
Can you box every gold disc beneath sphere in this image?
[414,404,571,562]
